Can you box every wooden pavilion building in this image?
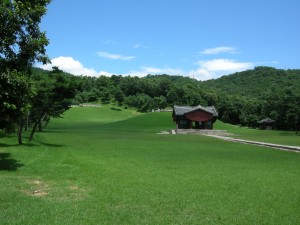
[258,118,276,130]
[172,105,218,130]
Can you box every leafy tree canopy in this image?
[0,0,51,144]
[0,0,51,73]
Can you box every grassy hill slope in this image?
[1,106,299,225]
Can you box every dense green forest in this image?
[29,66,300,132]
[1,66,300,144]
[202,66,300,98]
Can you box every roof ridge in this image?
[173,105,218,117]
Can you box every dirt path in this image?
[206,135,300,153]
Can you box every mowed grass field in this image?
[215,120,300,147]
[0,106,300,225]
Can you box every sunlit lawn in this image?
[1,106,299,225]
[215,120,300,146]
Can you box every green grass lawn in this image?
[215,120,300,146]
[1,106,300,225]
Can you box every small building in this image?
[172,105,218,129]
[258,118,276,130]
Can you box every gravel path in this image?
[206,135,300,153]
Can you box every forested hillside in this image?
[2,66,298,141]
[200,67,300,131]
[29,66,300,132]
[202,66,300,98]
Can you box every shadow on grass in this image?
[0,143,19,148]
[279,131,300,136]
[110,107,122,111]
[23,142,38,147]
[0,153,24,171]
[39,142,65,148]
[0,141,64,148]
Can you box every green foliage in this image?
[202,67,300,130]
[29,66,300,131]
[28,67,77,141]
[30,65,300,132]
[0,0,51,72]
[113,88,125,105]
[202,66,300,98]
[0,70,32,132]
[0,0,51,143]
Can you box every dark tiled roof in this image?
[173,105,218,117]
[258,118,275,124]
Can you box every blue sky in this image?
[39,0,300,80]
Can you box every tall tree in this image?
[29,69,76,142]
[0,70,32,144]
[0,0,51,144]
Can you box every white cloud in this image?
[38,56,254,81]
[191,59,254,80]
[98,71,113,77]
[256,61,279,65]
[127,66,185,77]
[38,56,110,77]
[188,68,214,80]
[200,46,238,55]
[97,51,135,61]
[197,59,253,72]
[124,58,253,81]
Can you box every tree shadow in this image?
[279,131,300,136]
[0,143,19,148]
[0,143,12,147]
[0,141,65,148]
[39,142,65,148]
[23,142,37,147]
[0,153,24,171]
[110,107,122,111]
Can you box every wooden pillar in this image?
[188,120,193,129]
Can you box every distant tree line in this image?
[29,66,299,133]
[202,67,300,132]
[2,65,300,145]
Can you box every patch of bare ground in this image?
[22,179,88,201]
[23,179,49,197]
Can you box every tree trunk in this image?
[38,121,42,132]
[17,121,23,145]
[25,112,30,131]
[29,113,47,142]
[29,121,39,142]
[38,113,46,131]
[44,115,51,128]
